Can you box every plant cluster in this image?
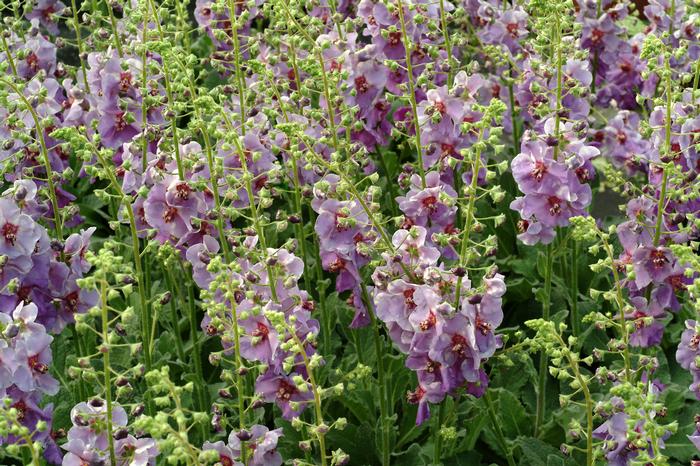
[0,0,699,464]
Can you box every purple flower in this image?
[632,246,675,289]
[26,0,66,35]
[0,199,43,260]
[144,182,198,243]
[592,412,635,466]
[255,369,313,420]
[511,140,568,194]
[229,425,283,466]
[240,315,279,363]
[676,320,700,399]
[202,441,240,466]
[0,303,58,395]
[396,171,457,229]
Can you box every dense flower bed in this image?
[0,0,699,464]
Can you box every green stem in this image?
[433,403,445,465]
[534,243,553,437]
[228,0,247,137]
[146,0,184,180]
[507,73,519,156]
[185,264,209,412]
[224,277,249,463]
[100,281,117,466]
[599,234,632,380]
[438,0,453,87]
[70,325,88,402]
[288,329,328,466]
[94,149,153,412]
[453,127,485,308]
[0,31,18,77]
[570,240,579,336]
[484,391,516,466]
[396,0,426,186]
[361,283,391,466]
[164,268,186,363]
[376,150,399,216]
[692,59,700,104]
[106,1,123,57]
[556,333,593,466]
[69,0,91,93]
[140,0,149,173]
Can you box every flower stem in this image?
[454,127,485,308]
[433,403,445,465]
[69,0,91,93]
[555,332,593,466]
[534,242,553,437]
[438,0,453,87]
[100,280,117,466]
[396,0,426,186]
[484,390,516,466]
[570,240,579,336]
[224,277,249,463]
[106,1,123,57]
[228,0,247,136]
[361,283,391,466]
[93,148,153,412]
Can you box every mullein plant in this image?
[2,0,700,465]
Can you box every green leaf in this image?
[514,436,567,466]
[391,442,431,466]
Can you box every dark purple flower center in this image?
[690,333,700,350]
[276,380,297,401]
[26,52,39,72]
[119,71,133,93]
[41,5,56,20]
[355,76,369,93]
[451,334,468,356]
[28,355,48,374]
[252,322,270,339]
[530,160,548,181]
[434,100,446,114]
[388,31,402,46]
[668,275,686,291]
[516,219,529,233]
[419,311,436,331]
[547,196,562,216]
[328,257,346,273]
[576,167,590,183]
[476,317,492,335]
[220,455,234,466]
[591,28,605,45]
[175,182,192,200]
[162,207,178,223]
[2,222,18,245]
[114,112,128,132]
[13,400,27,421]
[421,195,438,210]
[650,249,668,268]
[506,23,519,37]
[65,291,79,313]
[406,386,425,404]
[403,289,416,309]
[426,359,440,373]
